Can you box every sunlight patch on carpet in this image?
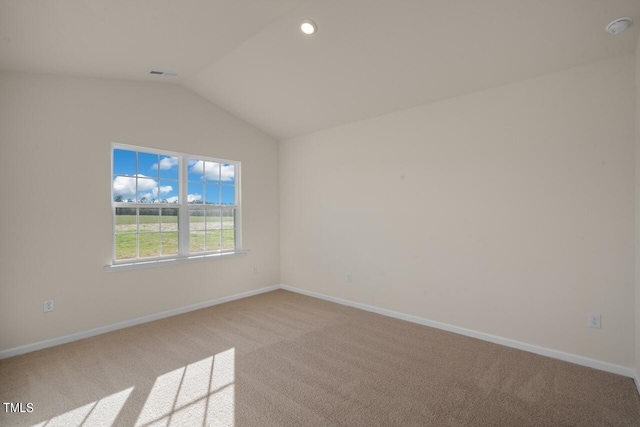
[135,348,235,427]
[30,387,133,427]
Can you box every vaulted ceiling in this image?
[1,0,639,140]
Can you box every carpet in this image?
[1,289,639,426]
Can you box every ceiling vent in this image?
[148,70,178,77]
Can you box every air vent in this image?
[148,70,178,77]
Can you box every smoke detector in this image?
[605,17,632,35]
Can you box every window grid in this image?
[112,144,239,263]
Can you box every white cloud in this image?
[187,194,202,203]
[113,175,173,201]
[158,185,173,195]
[189,160,208,178]
[151,156,178,171]
[113,176,136,198]
[165,196,179,203]
[137,177,157,191]
[220,164,234,181]
[189,161,234,182]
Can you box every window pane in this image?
[161,232,179,256]
[113,149,136,176]
[188,182,203,204]
[113,176,136,202]
[139,233,160,258]
[222,208,235,230]
[161,208,179,232]
[189,210,205,232]
[160,208,178,256]
[188,159,204,181]
[206,230,221,252]
[115,207,137,233]
[203,209,221,252]
[205,183,220,205]
[222,229,235,250]
[138,152,159,179]
[137,177,157,203]
[158,156,179,179]
[190,232,205,253]
[159,179,178,203]
[221,164,235,183]
[221,185,235,205]
[222,208,235,250]
[206,208,221,231]
[205,161,220,182]
[114,205,138,260]
[139,208,160,232]
[115,234,136,260]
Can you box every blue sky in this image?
[113,149,235,204]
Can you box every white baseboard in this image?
[0,285,280,360]
[280,284,637,380]
[635,370,640,396]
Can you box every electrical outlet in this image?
[252,266,257,274]
[44,300,54,313]
[588,314,601,329]
[347,273,352,283]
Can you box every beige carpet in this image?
[1,289,639,426]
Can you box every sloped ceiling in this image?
[1,0,639,140]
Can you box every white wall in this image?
[0,72,280,352]
[281,55,635,367]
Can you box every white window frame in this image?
[106,143,244,272]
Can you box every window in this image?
[186,160,237,254]
[111,144,241,267]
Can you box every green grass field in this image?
[115,215,235,260]
[115,215,234,224]
[115,215,178,225]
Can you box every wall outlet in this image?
[44,300,54,313]
[347,273,352,283]
[252,266,257,274]
[588,314,601,329]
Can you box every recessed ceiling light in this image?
[605,17,632,35]
[300,19,317,35]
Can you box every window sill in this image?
[104,250,248,273]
